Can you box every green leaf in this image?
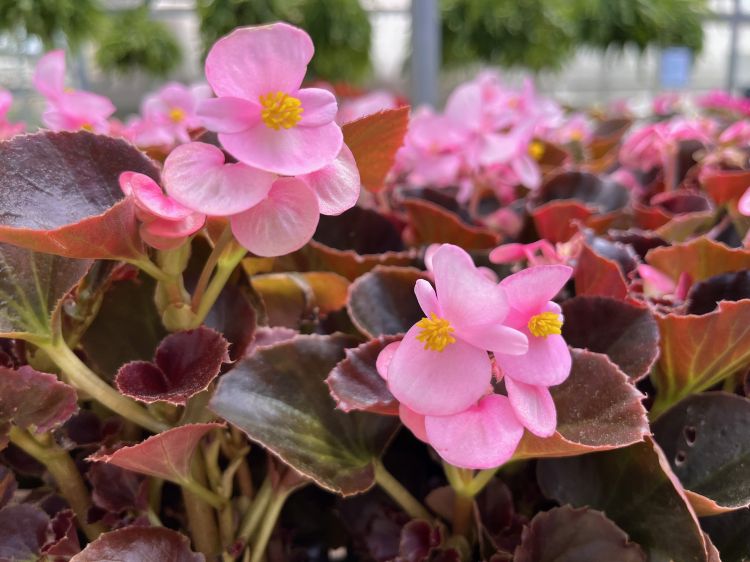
[0,243,91,342]
[538,438,713,562]
[653,392,750,515]
[209,334,399,495]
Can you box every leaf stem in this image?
[373,460,432,520]
[249,487,291,562]
[464,467,499,497]
[191,240,247,328]
[182,448,222,557]
[9,427,106,541]
[180,476,227,510]
[42,338,168,434]
[238,478,272,542]
[192,225,235,310]
[127,257,170,283]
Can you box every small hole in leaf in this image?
[684,426,697,445]
[675,450,687,466]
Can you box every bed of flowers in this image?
[1,20,750,562]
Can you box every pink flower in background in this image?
[719,120,750,145]
[545,113,592,145]
[198,23,342,175]
[395,109,467,188]
[377,340,524,469]
[119,172,205,250]
[652,92,681,116]
[337,90,398,124]
[33,50,115,133]
[493,265,573,437]
[0,90,24,139]
[163,141,360,257]
[490,240,569,267]
[385,244,527,417]
[130,82,211,147]
[698,90,750,117]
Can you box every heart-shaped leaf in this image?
[531,200,594,244]
[0,243,92,342]
[0,504,50,561]
[403,198,500,249]
[326,336,399,415]
[537,437,712,562]
[342,107,409,192]
[251,272,349,328]
[561,296,659,380]
[209,335,400,495]
[686,270,750,315]
[646,237,750,283]
[536,170,630,212]
[0,131,159,260]
[574,243,629,300]
[653,300,750,407]
[701,168,750,204]
[80,274,167,379]
[115,327,229,405]
[71,526,204,562]
[89,423,223,483]
[653,393,750,514]
[347,266,428,338]
[513,506,646,562]
[0,366,77,445]
[513,349,648,460]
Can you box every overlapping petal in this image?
[495,332,571,386]
[300,145,360,215]
[197,97,260,133]
[500,265,573,317]
[504,377,556,437]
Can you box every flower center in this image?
[527,311,563,338]
[528,140,545,160]
[259,91,303,130]
[416,313,456,352]
[81,123,93,132]
[169,107,186,123]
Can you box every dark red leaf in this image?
[531,200,593,244]
[561,296,659,380]
[88,463,148,514]
[0,504,49,561]
[343,107,410,192]
[574,243,629,300]
[0,465,16,510]
[646,236,750,284]
[347,266,428,337]
[42,509,81,559]
[326,336,400,415]
[514,506,646,562]
[70,526,204,561]
[203,284,257,361]
[0,131,158,260]
[403,199,500,249]
[115,327,229,405]
[88,423,223,482]
[701,168,750,204]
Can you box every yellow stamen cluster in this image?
[528,140,545,160]
[81,123,94,132]
[528,311,563,338]
[416,313,456,352]
[259,91,303,130]
[169,107,186,123]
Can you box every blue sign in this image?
[660,47,693,89]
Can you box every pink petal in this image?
[33,50,65,98]
[414,279,440,317]
[739,186,750,216]
[512,154,542,190]
[489,243,527,264]
[300,145,360,215]
[219,120,343,176]
[197,97,260,133]
[376,341,400,380]
[163,142,275,216]
[297,88,338,127]
[121,172,195,221]
[504,377,556,437]
[230,177,320,257]
[432,244,510,331]
[205,23,313,100]
[0,90,12,116]
[424,394,524,469]
[386,324,492,416]
[58,91,115,122]
[142,213,205,239]
[399,404,428,442]
[495,333,571,387]
[459,323,528,357]
[500,265,573,317]
[479,132,516,165]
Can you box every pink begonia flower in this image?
[163,141,360,257]
[385,244,528,417]
[652,92,681,116]
[119,172,205,250]
[719,120,750,145]
[493,265,573,437]
[423,243,497,282]
[198,23,343,176]
[377,340,524,469]
[33,50,115,133]
[394,108,468,188]
[337,90,398,124]
[131,82,212,147]
[698,90,750,117]
[0,90,24,139]
[490,240,569,267]
[637,264,692,301]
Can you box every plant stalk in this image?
[191,240,247,328]
[183,448,222,557]
[249,488,290,562]
[238,478,272,542]
[373,460,432,520]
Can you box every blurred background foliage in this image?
[94,6,182,76]
[196,0,372,82]
[0,0,710,78]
